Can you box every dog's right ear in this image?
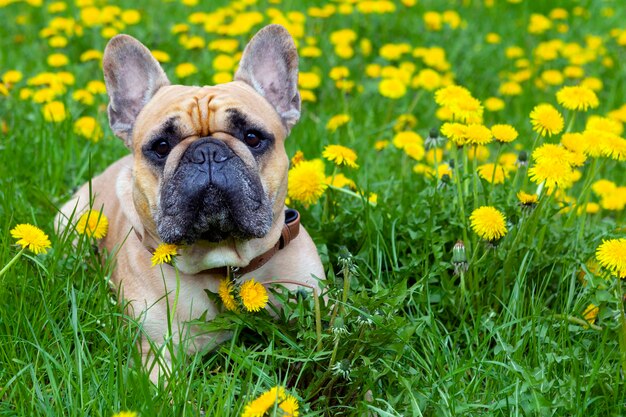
[103,35,170,147]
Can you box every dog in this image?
[56,24,324,382]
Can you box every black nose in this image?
[189,139,233,165]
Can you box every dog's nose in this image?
[190,139,233,165]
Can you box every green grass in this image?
[1,0,626,415]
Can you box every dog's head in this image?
[102,25,300,267]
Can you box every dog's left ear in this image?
[235,24,301,132]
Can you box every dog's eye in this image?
[152,140,171,158]
[244,131,262,149]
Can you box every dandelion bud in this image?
[425,127,445,149]
[517,150,528,166]
[448,159,455,169]
[337,246,353,267]
[331,316,349,339]
[331,359,352,381]
[452,240,467,264]
[452,240,469,275]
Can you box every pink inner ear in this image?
[103,35,170,145]
[234,25,301,130]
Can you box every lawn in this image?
[1,0,626,416]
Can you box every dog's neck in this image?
[115,162,286,275]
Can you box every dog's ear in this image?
[235,24,301,132]
[103,35,170,147]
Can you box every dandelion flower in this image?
[596,238,626,278]
[517,191,538,206]
[76,210,108,239]
[175,62,198,78]
[440,122,467,146]
[322,144,359,168]
[288,159,328,206]
[74,116,103,142]
[218,278,238,311]
[10,224,51,254]
[392,131,423,149]
[151,243,178,266]
[528,159,576,189]
[582,303,599,325]
[530,104,564,137]
[592,179,617,197]
[279,395,300,417]
[239,279,269,312]
[477,163,508,184]
[326,114,350,132]
[556,85,599,111]
[470,206,507,241]
[111,412,138,417]
[42,101,67,122]
[326,173,356,189]
[491,124,518,143]
[465,124,493,145]
[434,85,472,107]
[378,78,407,99]
[241,386,286,417]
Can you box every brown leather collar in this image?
[140,209,301,277]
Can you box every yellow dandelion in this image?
[592,179,617,197]
[374,140,389,151]
[477,163,508,184]
[322,144,359,168]
[530,104,564,137]
[175,62,198,78]
[241,386,286,417]
[465,124,493,146]
[485,97,505,112]
[239,279,269,313]
[450,96,484,124]
[596,238,626,278]
[392,131,423,149]
[279,395,300,417]
[10,223,52,255]
[491,124,518,143]
[326,114,351,132]
[517,191,539,206]
[326,173,356,189]
[218,278,238,311]
[582,304,599,326]
[528,159,576,189]
[76,210,108,239]
[434,85,472,107]
[291,150,305,167]
[440,122,467,146]
[378,78,407,99]
[111,412,138,417]
[42,101,67,122]
[287,159,328,206]
[404,142,425,161]
[556,85,599,111]
[151,243,178,267]
[469,206,507,241]
[74,116,103,142]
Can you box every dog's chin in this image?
[156,203,273,246]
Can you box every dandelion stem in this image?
[0,247,26,279]
[551,314,602,331]
[615,279,626,376]
[571,158,601,242]
[328,184,376,207]
[488,143,504,204]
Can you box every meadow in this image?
[1,0,626,415]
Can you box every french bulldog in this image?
[56,24,324,382]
